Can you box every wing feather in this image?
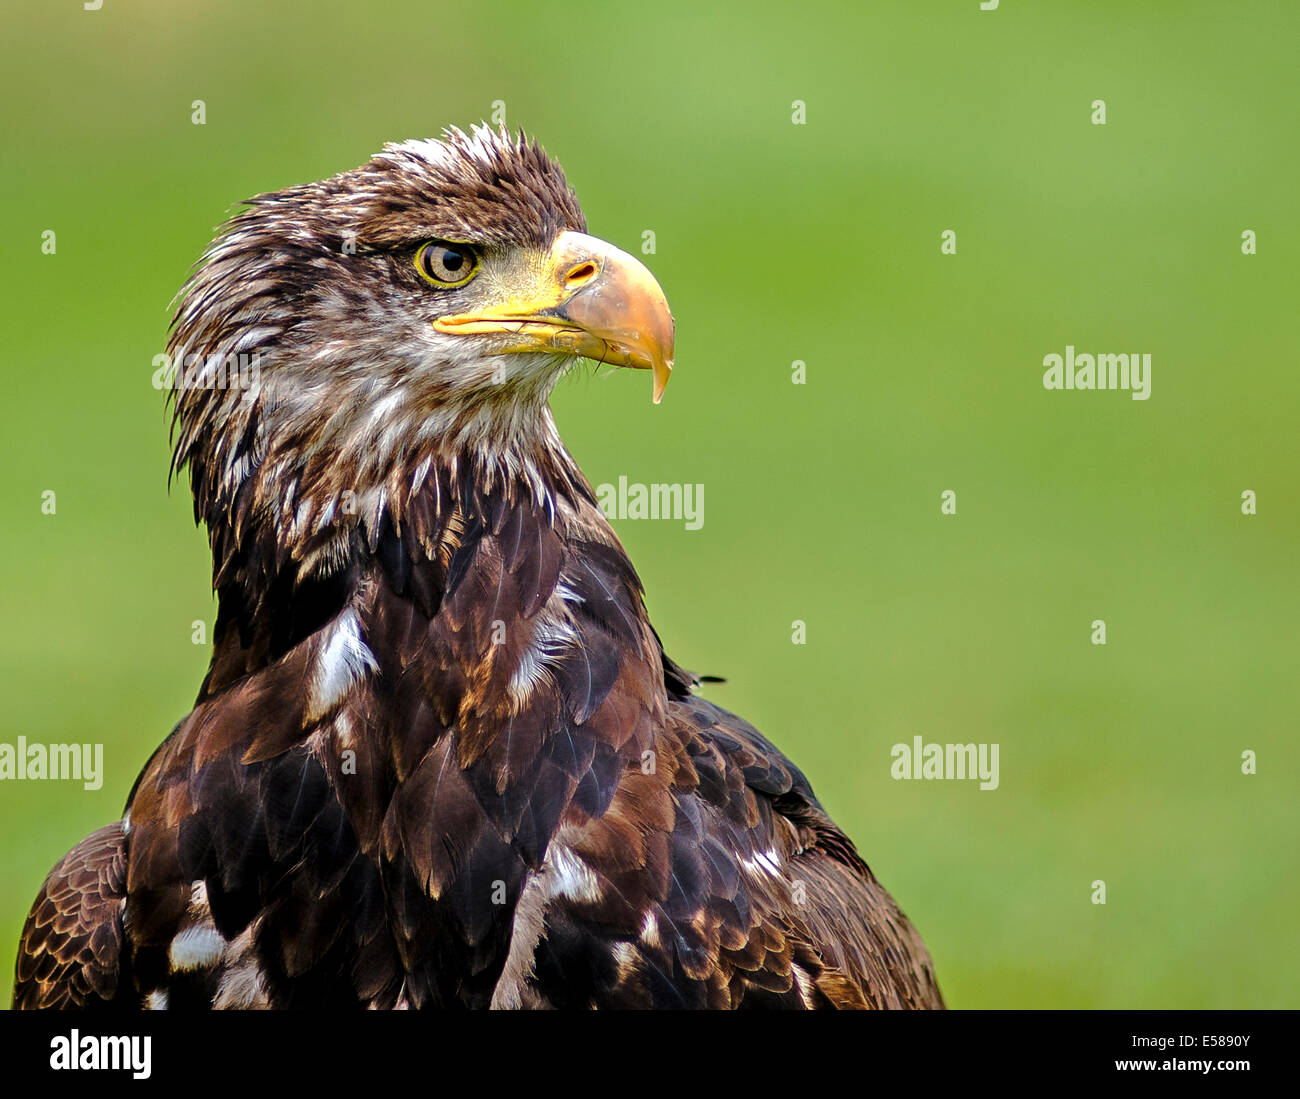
[13,822,127,1009]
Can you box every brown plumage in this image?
[14,125,943,1010]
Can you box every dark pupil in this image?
[439,248,464,273]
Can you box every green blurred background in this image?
[1,0,1296,1008]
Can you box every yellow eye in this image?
[415,241,479,287]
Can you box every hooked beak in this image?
[431,231,675,403]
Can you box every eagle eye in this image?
[415,241,479,288]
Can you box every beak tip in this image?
[652,360,672,404]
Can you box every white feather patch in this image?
[742,848,784,880]
[308,608,377,720]
[168,925,227,972]
[546,844,601,904]
[212,926,270,1010]
[507,616,578,702]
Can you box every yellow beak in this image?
[431,231,675,403]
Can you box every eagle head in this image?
[167,125,673,581]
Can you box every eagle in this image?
[14,125,943,1010]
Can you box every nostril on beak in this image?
[565,261,599,290]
